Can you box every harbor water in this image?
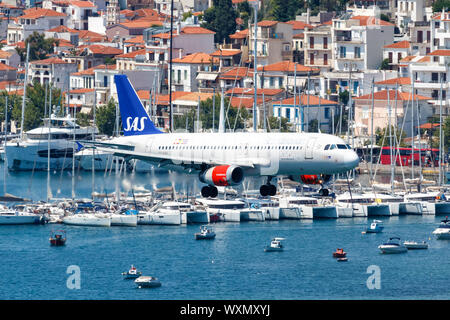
[0,163,449,300]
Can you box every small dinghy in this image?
[403,241,428,250]
[264,237,285,252]
[122,265,142,279]
[49,230,66,246]
[332,248,347,258]
[363,220,384,234]
[194,225,216,240]
[135,276,161,288]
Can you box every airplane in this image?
[80,74,359,198]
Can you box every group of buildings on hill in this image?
[0,0,447,148]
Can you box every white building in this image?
[396,0,425,32]
[331,15,395,72]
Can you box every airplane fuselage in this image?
[107,131,359,177]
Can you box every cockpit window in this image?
[337,144,347,149]
[346,144,352,150]
[324,144,330,150]
[330,144,336,150]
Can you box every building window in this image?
[323,37,327,49]
[324,107,330,119]
[309,37,314,49]
[286,108,290,120]
[324,53,328,65]
[339,46,346,58]
[270,77,274,87]
[278,77,283,87]
[184,70,187,80]
[354,47,361,59]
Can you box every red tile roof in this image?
[230,29,248,39]
[84,44,122,55]
[351,15,395,27]
[384,40,410,49]
[428,49,450,56]
[278,94,338,106]
[0,63,16,71]
[30,57,70,65]
[180,26,215,34]
[355,89,431,101]
[225,88,284,96]
[69,88,95,93]
[257,20,278,27]
[47,25,78,33]
[69,1,95,7]
[172,52,218,64]
[19,8,66,19]
[257,61,318,73]
[116,48,147,59]
[375,77,411,85]
[286,20,314,30]
[219,67,253,80]
[211,49,241,57]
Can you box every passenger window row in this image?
[158,145,304,150]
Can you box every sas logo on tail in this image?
[124,117,147,132]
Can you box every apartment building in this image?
[303,23,332,72]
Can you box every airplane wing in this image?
[78,140,265,169]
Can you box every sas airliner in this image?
[82,75,359,198]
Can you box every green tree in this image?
[379,58,390,70]
[339,90,349,106]
[96,99,121,136]
[432,0,450,12]
[265,0,303,22]
[16,32,58,62]
[375,126,407,147]
[174,96,250,131]
[268,116,292,132]
[201,0,237,43]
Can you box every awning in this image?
[196,72,218,81]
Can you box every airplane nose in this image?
[343,151,359,170]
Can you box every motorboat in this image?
[364,220,384,234]
[336,193,391,217]
[62,213,111,227]
[264,237,285,252]
[0,206,42,225]
[110,209,138,227]
[404,192,450,215]
[276,195,337,219]
[137,201,187,225]
[432,217,450,240]
[195,198,242,222]
[194,225,216,240]
[122,265,142,279]
[135,276,161,288]
[243,198,280,220]
[49,230,66,246]
[378,237,407,253]
[5,113,97,171]
[403,240,428,249]
[332,248,347,258]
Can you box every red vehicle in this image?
[380,147,440,167]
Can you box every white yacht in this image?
[404,192,450,215]
[110,212,138,227]
[0,206,41,225]
[195,198,242,222]
[432,217,450,239]
[276,195,338,219]
[336,193,391,217]
[63,213,111,227]
[378,237,408,254]
[137,201,190,225]
[244,198,280,220]
[5,114,97,171]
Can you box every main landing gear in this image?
[260,176,277,197]
[201,185,218,198]
[318,188,329,197]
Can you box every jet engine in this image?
[199,165,244,186]
[289,174,332,185]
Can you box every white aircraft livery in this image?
[81,75,359,197]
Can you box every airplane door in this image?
[304,138,317,160]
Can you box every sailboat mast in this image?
[71,93,76,201]
[252,2,258,132]
[411,78,415,179]
[438,77,443,185]
[20,43,30,140]
[46,83,51,202]
[3,96,7,195]
[92,88,96,199]
[388,89,393,195]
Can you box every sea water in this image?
[0,163,449,300]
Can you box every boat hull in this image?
[187,211,210,224]
[279,207,302,219]
[0,214,41,225]
[137,212,181,225]
[240,209,265,222]
[378,245,407,254]
[110,214,138,227]
[63,215,111,227]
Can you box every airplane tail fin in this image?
[114,74,163,136]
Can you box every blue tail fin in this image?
[114,74,163,136]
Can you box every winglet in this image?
[114,74,164,136]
